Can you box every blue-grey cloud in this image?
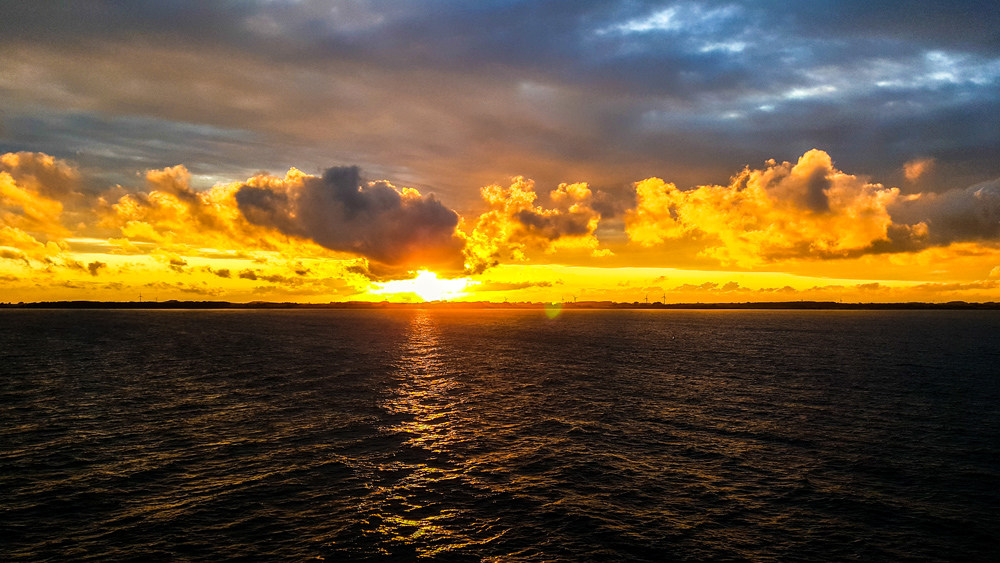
[0,1,998,206]
[235,166,467,270]
[889,178,1000,245]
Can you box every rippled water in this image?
[2,309,999,561]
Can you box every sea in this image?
[2,309,998,562]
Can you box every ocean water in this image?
[1,309,998,562]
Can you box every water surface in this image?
[2,309,998,561]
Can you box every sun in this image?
[373,270,474,302]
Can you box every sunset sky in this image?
[2,1,1000,303]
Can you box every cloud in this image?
[474,280,555,292]
[0,152,77,252]
[887,177,1000,246]
[1,1,999,205]
[144,281,224,296]
[1,248,30,266]
[63,258,86,272]
[7,148,1000,306]
[464,177,605,273]
[904,157,935,181]
[236,166,466,271]
[99,163,351,268]
[672,282,720,292]
[168,257,187,272]
[0,152,81,199]
[622,149,1000,263]
[625,150,899,266]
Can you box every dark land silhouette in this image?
[3,300,999,310]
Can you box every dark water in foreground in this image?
[2,310,999,562]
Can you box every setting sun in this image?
[372,270,474,302]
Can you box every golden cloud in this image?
[464,177,605,273]
[99,164,320,256]
[625,150,899,266]
[0,152,78,258]
[5,150,1000,304]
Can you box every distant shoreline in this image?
[2,300,999,310]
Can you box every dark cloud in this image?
[0,1,998,208]
[889,178,1000,245]
[515,209,593,240]
[0,151,80,198]
[1,249,30,265]
[87,261,106,276]
[63,259,86,272]
[0,113,269,191]
[768,1,1000,53]
[341,259,415,282]
[236,166,466,270]
[168,257,187,272]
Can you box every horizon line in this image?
[3,300,999,310]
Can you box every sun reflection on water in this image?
[364,311,495,557]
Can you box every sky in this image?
[2,0,1000,303]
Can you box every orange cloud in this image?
[99,164,314,256]
[464,177,606,273]
[904,157,935,181]
[0,152,79,256]
[6,150,1000,304]
[625,150,899,266]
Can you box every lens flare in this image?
[544,301,563,319]
[373,270,473,302]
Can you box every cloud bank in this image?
[3,1,997,207]
[4,149,1000,304]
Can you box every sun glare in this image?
[373,270,473,302]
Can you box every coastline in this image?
[3,300,999,310]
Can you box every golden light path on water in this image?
[372,271,474,302]
[369,311,502,556]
